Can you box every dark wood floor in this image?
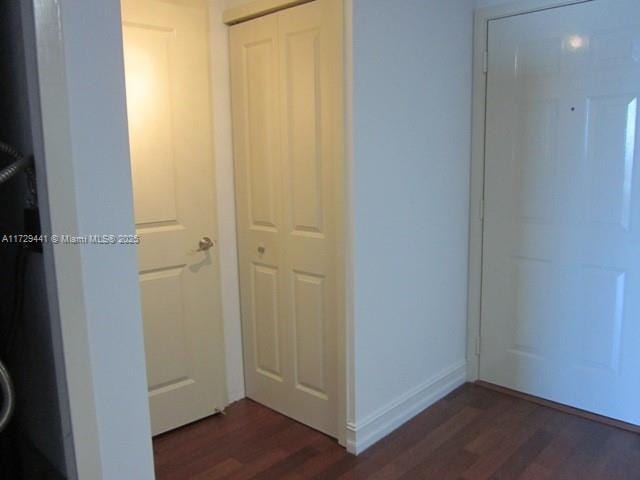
[153,383,640,479]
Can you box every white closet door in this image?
[230,11,285,416]
[481,0,640,425]
[122,0,227,435]
[230,0,341,436]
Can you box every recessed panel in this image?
[285,29,324,235]
[580,266,625,371]
[251,264,281,379]
[123,24,179,226]
[512,258,553,355]
[515,100,558,222]
[245,41,278,229]
[139,266,189,391]
[292,272,327,398]
[586,96,637,231]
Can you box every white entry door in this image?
[229,0,342,437]
[122,0,227,435]
[481,0,640,425]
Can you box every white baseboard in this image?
[345,360,467,455]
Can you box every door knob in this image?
[197,236,215,252]
[257,245,266,255]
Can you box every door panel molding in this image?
[230,0,344,439]
[122,0,228,436]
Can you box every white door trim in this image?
[467,0,596,381]
[342,0,355,451]
[223,0,314,25]
[31,1,156,478]
[30,2,100,477]
[207,0,247,405]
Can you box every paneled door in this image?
[481,0,640,425]
[121,0,227,435]
[229,0,342,436]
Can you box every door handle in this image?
[196,236,215,252]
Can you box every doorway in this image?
[120,0,345,440]
[121,0,227,435]
[477,0,640,426]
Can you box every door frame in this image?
[29,1,156,479]
[221,0,351,446]
[467,0,596,381]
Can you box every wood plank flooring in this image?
[153,384,640,479]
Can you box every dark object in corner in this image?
[23,207,41,253]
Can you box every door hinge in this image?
[475,336,481,356]
[479,198,485,221]
[483,50,488,74]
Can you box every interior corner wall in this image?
[350,0,473,452]
[208,0,247,404]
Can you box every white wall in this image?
[33,1,155,478]
[208,0,246,404]
[474,0,517,8]
[349,0,473,453]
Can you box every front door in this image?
[122,0,227,435]
[480,0,640,425]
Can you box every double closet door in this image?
[229,0,342,437]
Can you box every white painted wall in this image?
[33,1,154,478]
[475,0,563,9]
[349,0,473,452]
[474,0,520,8]
[208,0,246,404]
